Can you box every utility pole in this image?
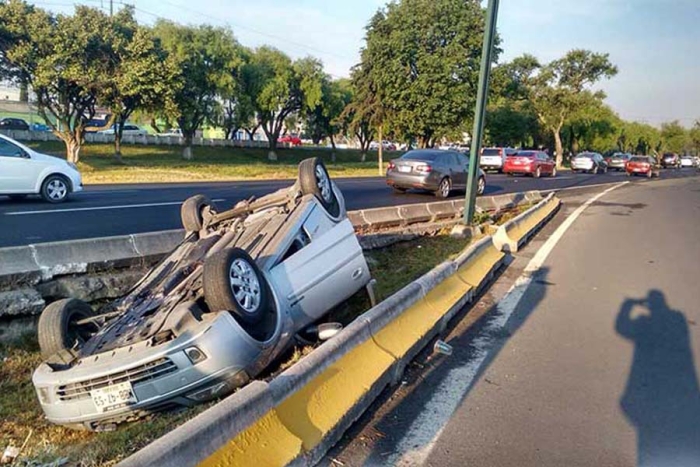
[110,0,113,16]
[463,0,500,224]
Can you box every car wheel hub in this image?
[440,180,449,196]
[315,165,333,203]
[47,179,67,200]
[229,259,260,313]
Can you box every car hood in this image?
[30,150,72,166]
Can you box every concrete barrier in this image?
[492,192,561,253]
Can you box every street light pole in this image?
[464,0,500,224]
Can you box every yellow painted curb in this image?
[507,197,559,246]
[455,244,505,288]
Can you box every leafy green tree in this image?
[358,0,496,148]
[106,20,180,161]
[688,121,700,156]
[508,50,618,167]
[0,1,121,163]
[154,21,242,160]
[660,120,689,154]
[485,103,539,148]
[563,100,618,155]
[304,77,353,148]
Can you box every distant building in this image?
[0,82,21,101]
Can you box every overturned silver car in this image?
[32,158,371,431]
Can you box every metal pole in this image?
[464,0,500,224]
[110,0,113,16]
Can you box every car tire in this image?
[299,157,340,217]
[41,174,70,203]
[393,187,408,194]
[647,170,652,179]
[38,298,99,363]
[8,194,27,201]
[435,177,451,198]
[181,194,213,232]
[477,176,485,195]
[203,248,268,325]
[603,166,608,174]
[534,167,541,178]
[551,167,557,177]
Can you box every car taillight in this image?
[415,164,432,173]
[388,162,396,170]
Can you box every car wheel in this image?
[8,194,27,201]
[203,248,268,325]
[603,166,608,174]
[393,187,408,194]
[435,177,451,198]
[299,157,340,217]
[181,194,213,232]
[506,172,513,177]
[477,176,485,195]
[534,166,541,178]
[41,175,70,203]
[38,298,99,363]
[551,166,557,178]
[647,169,652,178]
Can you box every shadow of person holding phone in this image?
[616,290,700,466]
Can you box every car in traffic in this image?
[661,153,681,169]
[277,134,302,146]
[370,140,397,151]
[0,133,82,203]
[99,124,148,137]
[479,147,517,173]
[158,128,184,137]
[502,150,557,178]
[626,156,660,178]
[0,117,30,131]
[571,152,608,174]
[680,155,695,168]
[386,149,486,198]
[606,152,632,171]
[32,158,371,431]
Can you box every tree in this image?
[563,100,618,155]
[508,50,618,167]
[0,2,121,163]
[660,120,689,154]
[154,21,242,160]
[304,77,353,148]
[358,0,496,147]
[689,121,700,156]
[107,20,179,161]
[241,47,324,160]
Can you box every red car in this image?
[626,156,659,178]
[503,150,557,178]
[278,135,302,146]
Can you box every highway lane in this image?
[0,168,697,247]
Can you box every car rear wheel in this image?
[41,175,70,203]
[181,194,213,232]
[477,176,485,195]
[533,167,541,178]
[435,177,451,199]
[203,248,268,325]
[551,166,557,178]
[299,157,339,217]
[38,298,99,363]
[393,186,408,194]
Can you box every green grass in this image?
[25,141,387,184]
[0,233,470,466]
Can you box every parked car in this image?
[158,128,184,137]
[606,152,632,171]
[661,153,681,169]
[99,124,148,137]
[679,155,695,168]
[32,158,371,431]
[502,150,557,178]
[0,117,30,131]
[0,133,82,203]
[31,123,52,132]
[369,140,397,151]
[571,152,608,174]
[626,155,660,178]
[480,147,517,173]
[386,149,486,198]
[278,134,302,146]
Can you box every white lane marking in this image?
[5,199,226,216]
[385,182,629,467]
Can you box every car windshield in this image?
[630,157,648,162]
[514,151,536,157]
[402,151,438,161]
[576,153,593,159]
[482,148,501,156]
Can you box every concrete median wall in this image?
[492,192,561,253]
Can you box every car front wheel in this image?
[203,248,269,325]
[435,177,451,198]
[38,298,99,363]
[477,176,485,195]
[41,175,70,203]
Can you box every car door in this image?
[0,138,40,193]
[268,203,370,326]
[542,152,554,173]
[447,152,466,188]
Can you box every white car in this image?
[158,128,184,137]
[100,124,148,137]
[0,134,82,203]
[680,156,695,168]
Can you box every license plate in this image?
[633,168,643,172]
[91,382,137,413]
[513,160,522,165]
[398,166,411,173]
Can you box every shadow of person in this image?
[616,290,700,466]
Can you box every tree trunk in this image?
[378,125,384,176]
[19,81,28,103]
[554,128,564,168]
[114,119,124,163]
[267,138,278,161]
[183,134,193,160]
[65,137,81,164]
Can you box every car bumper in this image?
[572,163,594,171]
[608,161,626,169]
[33,311,262,429]
[386,171,440,190]
[503,164,534,174]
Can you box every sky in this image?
[34,0,700,127]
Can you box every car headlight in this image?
[184,346,207,365]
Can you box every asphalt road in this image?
[328,175,700,466]
[0,168,697,247]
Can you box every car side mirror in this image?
[16,150,30,159]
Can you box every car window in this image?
[456,153,469,166]
[402,151,438,161]
[0,139,24,157]
[481,148,501,156]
